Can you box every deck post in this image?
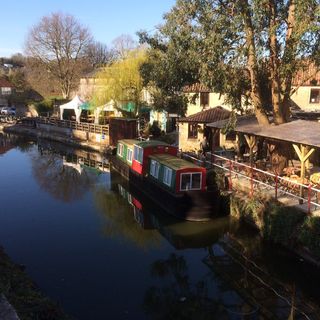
[292,144,315,202]
[244,134,256,166]
[250,165,254,197]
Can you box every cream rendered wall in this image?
[186,92,231,116]
[290,86,320,111]
[178,122,204,152]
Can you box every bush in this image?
[34,99,53,114]
[263,203,305,246]
[34,97,65,115]
[299,216,320,259]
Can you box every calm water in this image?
[1,133,320,320]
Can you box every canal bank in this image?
[0,247,70,320]
[1,122,109,153]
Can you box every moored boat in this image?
[111,139,220,221]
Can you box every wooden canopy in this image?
[208,117,320,198]
[208,118,320,149]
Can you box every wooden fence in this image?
[36,117,109,135]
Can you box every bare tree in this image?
[112,34,137,59]
[85,41,115,68]
[25,12,93,98]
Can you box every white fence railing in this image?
[182,151,320,213]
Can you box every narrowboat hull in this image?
[111,156,221,221]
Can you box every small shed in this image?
[109,118,138,146]
[177,106,231,152]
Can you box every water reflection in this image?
[144,253,226,319]
[30,139,110,202]
[0,132,34,155]
[2,137,320,319]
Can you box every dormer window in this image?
[200,92,209,107]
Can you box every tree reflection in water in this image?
[0,133,34,155]
[94,187,162,249]
[31,150,99,202]
[144,253,226,320]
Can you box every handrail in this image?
[182,151,320,213]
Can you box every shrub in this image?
[263,203,305,246]
[298,216,320,259]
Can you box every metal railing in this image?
[182,151,320,214]
[36,117,109,135]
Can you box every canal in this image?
[1,133,320,319]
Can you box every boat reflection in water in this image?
[110,169,231,250]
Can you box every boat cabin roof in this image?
[149,154,202,171]
[118,139,172,149]
[118,139,140,148]
[135,140,171,149]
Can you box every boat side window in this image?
[163,166,172,186]
[150,159,160,178]
[180,172,202,191]
[118,143,124,156]
[127,148,133,163]
[134,146,143,163]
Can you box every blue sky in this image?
[0,0,176,57]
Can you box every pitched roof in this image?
[183,83,210,93]
[0,78,14,88]
[178,106,231,124]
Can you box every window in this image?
[117,143,124,156]
[1,87,11,95]
[188,124,198,139]
[310,89,320,103]
[163,166,172,186]
[150,159,160,178]
[200,92,209,107]
[134,146,143,163]
[180,173,202,191]
[127,148,133,163]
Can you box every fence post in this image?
[308,184,312,214]
[275,174,278,200]
[250,165,254,198]
[229,159,233,191]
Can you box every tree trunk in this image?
[241,0,270,126]
[269,0,286,124]
[280,0,296,122]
